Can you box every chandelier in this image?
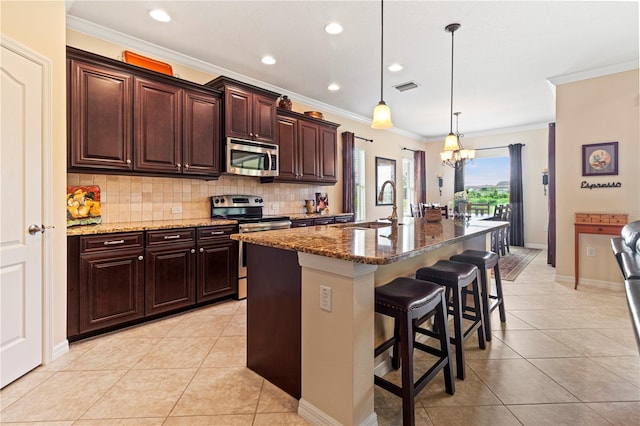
[440,23,474,168]
[441,111,475,167]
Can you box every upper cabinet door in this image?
[298,120,319,181]
[69,60,133,170]
[133,77,182,173]
[183,90,221,177]
[225,87,252,139]
[319,125,337,183]
[252,93,277,143]
[276,115,298,181]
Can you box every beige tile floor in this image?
[2,250,639,425]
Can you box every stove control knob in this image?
[256,198,263,204]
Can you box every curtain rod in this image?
[355,135,373,143]
[475,143,525,151]
[402,147,418,152]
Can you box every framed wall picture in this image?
[375,156,396,206]
[582,141,618,176]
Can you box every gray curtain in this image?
[508,143,524,246]
[454,162,464,193]
[341,132,354,213]
[414,150,426,203]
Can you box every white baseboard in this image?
[49,339,69,363]
[298,398,378,426]
[524,243,547,250]
[555,274,624,291]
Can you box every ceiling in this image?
[66,1,639,140]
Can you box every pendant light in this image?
[443,23,460,151]
[440,23,474,167]
[371,0,393,129]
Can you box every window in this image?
[464,156,510,210]
[402,157,415,217]
[353,148,365,221]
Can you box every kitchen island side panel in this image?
[246,243,301,399]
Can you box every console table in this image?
[574,213,627,289]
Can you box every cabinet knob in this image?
[126,159,131,164]
[138,255,144,261]
[190,249,196,254]
[177,163,181,170]
[249,132,254,137]
[199,247,204,253]
[184,164,190,170]
[255,133,259,138]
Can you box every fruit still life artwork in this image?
[66,185,102,227]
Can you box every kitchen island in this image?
[232,217,508,425]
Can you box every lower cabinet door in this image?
[197,239,238,302]
[79,248,145,332]
[145,244,196,315]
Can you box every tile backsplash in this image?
[67,173,338,223]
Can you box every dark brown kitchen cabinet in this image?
[76,233,145,334]
[145,228,196,315]
[313,216,335,226]
[206,76,279,144]
[334,215,354,224]
[276,115,298,181]
[133,77,182,173]
[68,59,133,170]
[290,218,315,228]
[196,225,238,302]
[275,109,340,184]
[183,90,222,176]
[67,47,222,178]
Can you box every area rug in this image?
[496,247,542,281]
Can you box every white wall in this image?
[1,1,68,351]
[556,69,640,286]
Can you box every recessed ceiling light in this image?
[328,83,340,91]
[149,9,171,23]
[325,22,343,35]
[388,63,403,72]
[261,56,276,65]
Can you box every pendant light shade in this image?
[443,132,461,151]
[371,0,393,129]
[372,101,393,129]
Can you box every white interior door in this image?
[0,41,44,388]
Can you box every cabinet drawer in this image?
[334,215,354,224]
[197,225,237,241]
[314,217,335,225]
[80,232,144,254]
[146,228,195,246]
[291,219,315,228]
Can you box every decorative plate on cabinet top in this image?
[304,111,324,120]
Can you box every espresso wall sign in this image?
[582,141,618,176]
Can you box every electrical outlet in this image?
[586,247,596,257]
[320,285,332,312]
[171,206,182,214]
[272,204,279,212]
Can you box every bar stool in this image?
[450,249,506,341]
[415,260,485,380]
[374,277,455,426]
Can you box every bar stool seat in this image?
[450,249,506,341]
[415,260,485,380]
[374,277,454,426]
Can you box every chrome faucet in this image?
[378,180,398,224]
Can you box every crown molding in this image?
[548,60,639,86]
[423,121,549,143]
[66,15,424,142]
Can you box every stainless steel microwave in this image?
[225,137,279,177]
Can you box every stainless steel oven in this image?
[211,195,290,299]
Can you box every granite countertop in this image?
[66,218,237,236]
[231,217,509,265]
[287,212,354,220]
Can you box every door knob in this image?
[28,224,54,235]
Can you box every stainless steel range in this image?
[211,195,291,299]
